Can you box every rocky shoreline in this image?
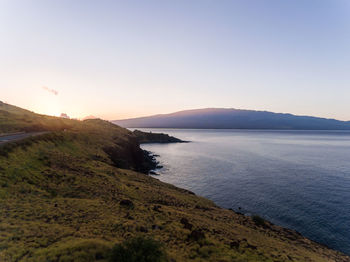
[133,130,187,175]
[133,129,188,144]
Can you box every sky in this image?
[0,0,350,120]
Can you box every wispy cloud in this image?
[42,86,58,96]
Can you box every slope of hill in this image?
[0,103,349,261]
[113,108,350,130]
[0,101,77,134]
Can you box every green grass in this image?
[29,239,112,262]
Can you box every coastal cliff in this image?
[0,103,349,262]
[132,129,187,144]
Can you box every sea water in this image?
[139,129,350,255]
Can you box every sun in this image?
[33,95,62,117]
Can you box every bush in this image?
[252,215,266,227]
[109,237,167,262]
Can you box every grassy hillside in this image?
[0,103,349,261]
[0,101,77,134]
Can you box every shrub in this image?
[252,215,266,227]
[109,237,167,262]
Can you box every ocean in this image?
[138,129,350,255]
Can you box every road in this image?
[0,132,48,146]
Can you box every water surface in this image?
[139,129,350,255]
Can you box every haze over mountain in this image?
[113,108,350,130]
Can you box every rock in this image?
[180,217,193,230]
[149,171,160,175]
[132,130,186,144]
[153,205,162,212]
[246,243,257,250]
[124,212,134,220]
[184,223,193,230]
[195,205,210,211]
[230,240,240,249]
[180,217,189,224]
[252,215,266,227]
[184,189,195,195]
[139,226,148,233]
[152,224,163,230]
[95,253,104,259]
[120,199,134,209]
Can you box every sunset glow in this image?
[1,0,350,120]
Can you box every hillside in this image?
[113,108,350,130]
[0,103,349,261]
[0,101,77,134]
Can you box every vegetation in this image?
[252,215,266,227]
[109,237,167,262]
[0,102,349,261]
[0,101,77,134]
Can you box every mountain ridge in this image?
[113,108,350,130]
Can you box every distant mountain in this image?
[113,108,350,130]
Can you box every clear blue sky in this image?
[1,0,349,120]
